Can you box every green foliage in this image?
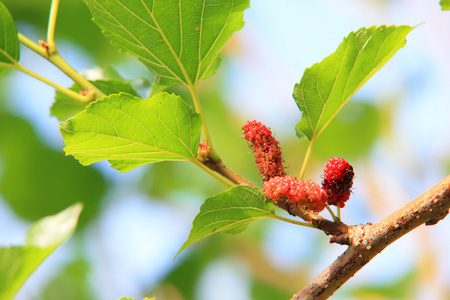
[39,259,96,300]
[83,0,250,88]
[251,278,293,300]
[0,2,19,68]
[118,297,155,300]
[61,92,201,172]
[0,113,105,226]
[2,0,117,63]
[293,25,413,141]
[441,0,450,10]
[51,78,140,121]
[345,269,416,299]
[313,101,380,159]
[0,204,83,300]
[176,186,275,258]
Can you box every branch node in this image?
[330,233,350,245]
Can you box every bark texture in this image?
[291,175,450,300]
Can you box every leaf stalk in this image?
[299,136,317,179]
[0,62,91,103]
[271,213,317,228]
[47,0,59,53]
[188,84,213,148]
[18,34,106,100]
[191,159,234,188]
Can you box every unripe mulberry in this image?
[243,120,286,181]
[197,142,210,163]
[322,157,354,208]
[263,176,327,213]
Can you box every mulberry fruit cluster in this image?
[242,120,354,213]
[263,176,327,213]
[243,120,286,181]
[322,157,354,208]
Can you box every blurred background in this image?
[0,0,449,299]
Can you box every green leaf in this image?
[83,0,249,87]
[175,186,275,258]
[51,78,140,121]
[0,204,83,300]
[0,2,20,68]
[61,92,201,172]
[293,25,413,141]
[441,0,450,10]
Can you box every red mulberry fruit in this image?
[322,157,354,208]
[243,120,286,181]
[264,176,327,213]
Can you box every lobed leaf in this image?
[0,204,83,300]
[83,0,249,88]
[61,92,201,172]
[0,2,20,69]
[293,25,413,141]
[176,186,275,258]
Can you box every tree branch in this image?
[291,175,450,300]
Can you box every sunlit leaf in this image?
[51,79,140,121]
[61,92,201,172]
[0,204,83,300]
[176,186,274,258]
[0,2,20,68]
[83,0,249,87]
[293,25,413,141]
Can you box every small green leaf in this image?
[176,186,274,258]
[0,204,83,300]
[61,92,201,172]
[0,2,20,68]
[51,79,140,121]
[83,0,249,87]
[293,25,413,141]
[441,0,450,10]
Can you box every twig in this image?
[291,175,450,300]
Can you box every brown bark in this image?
[291,175,450,300]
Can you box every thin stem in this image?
[18,34,47,57]
[188,84,213,148]
[325,205,340,224]
[1,62,92,103]
[337,206,341,220]
[204,160,256,187]
[192,159,234,188]
[47,0,59,53]
[49,54,105,98]
[18,34,106,100]
[299,136,317,179]
[271,214,317,228]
